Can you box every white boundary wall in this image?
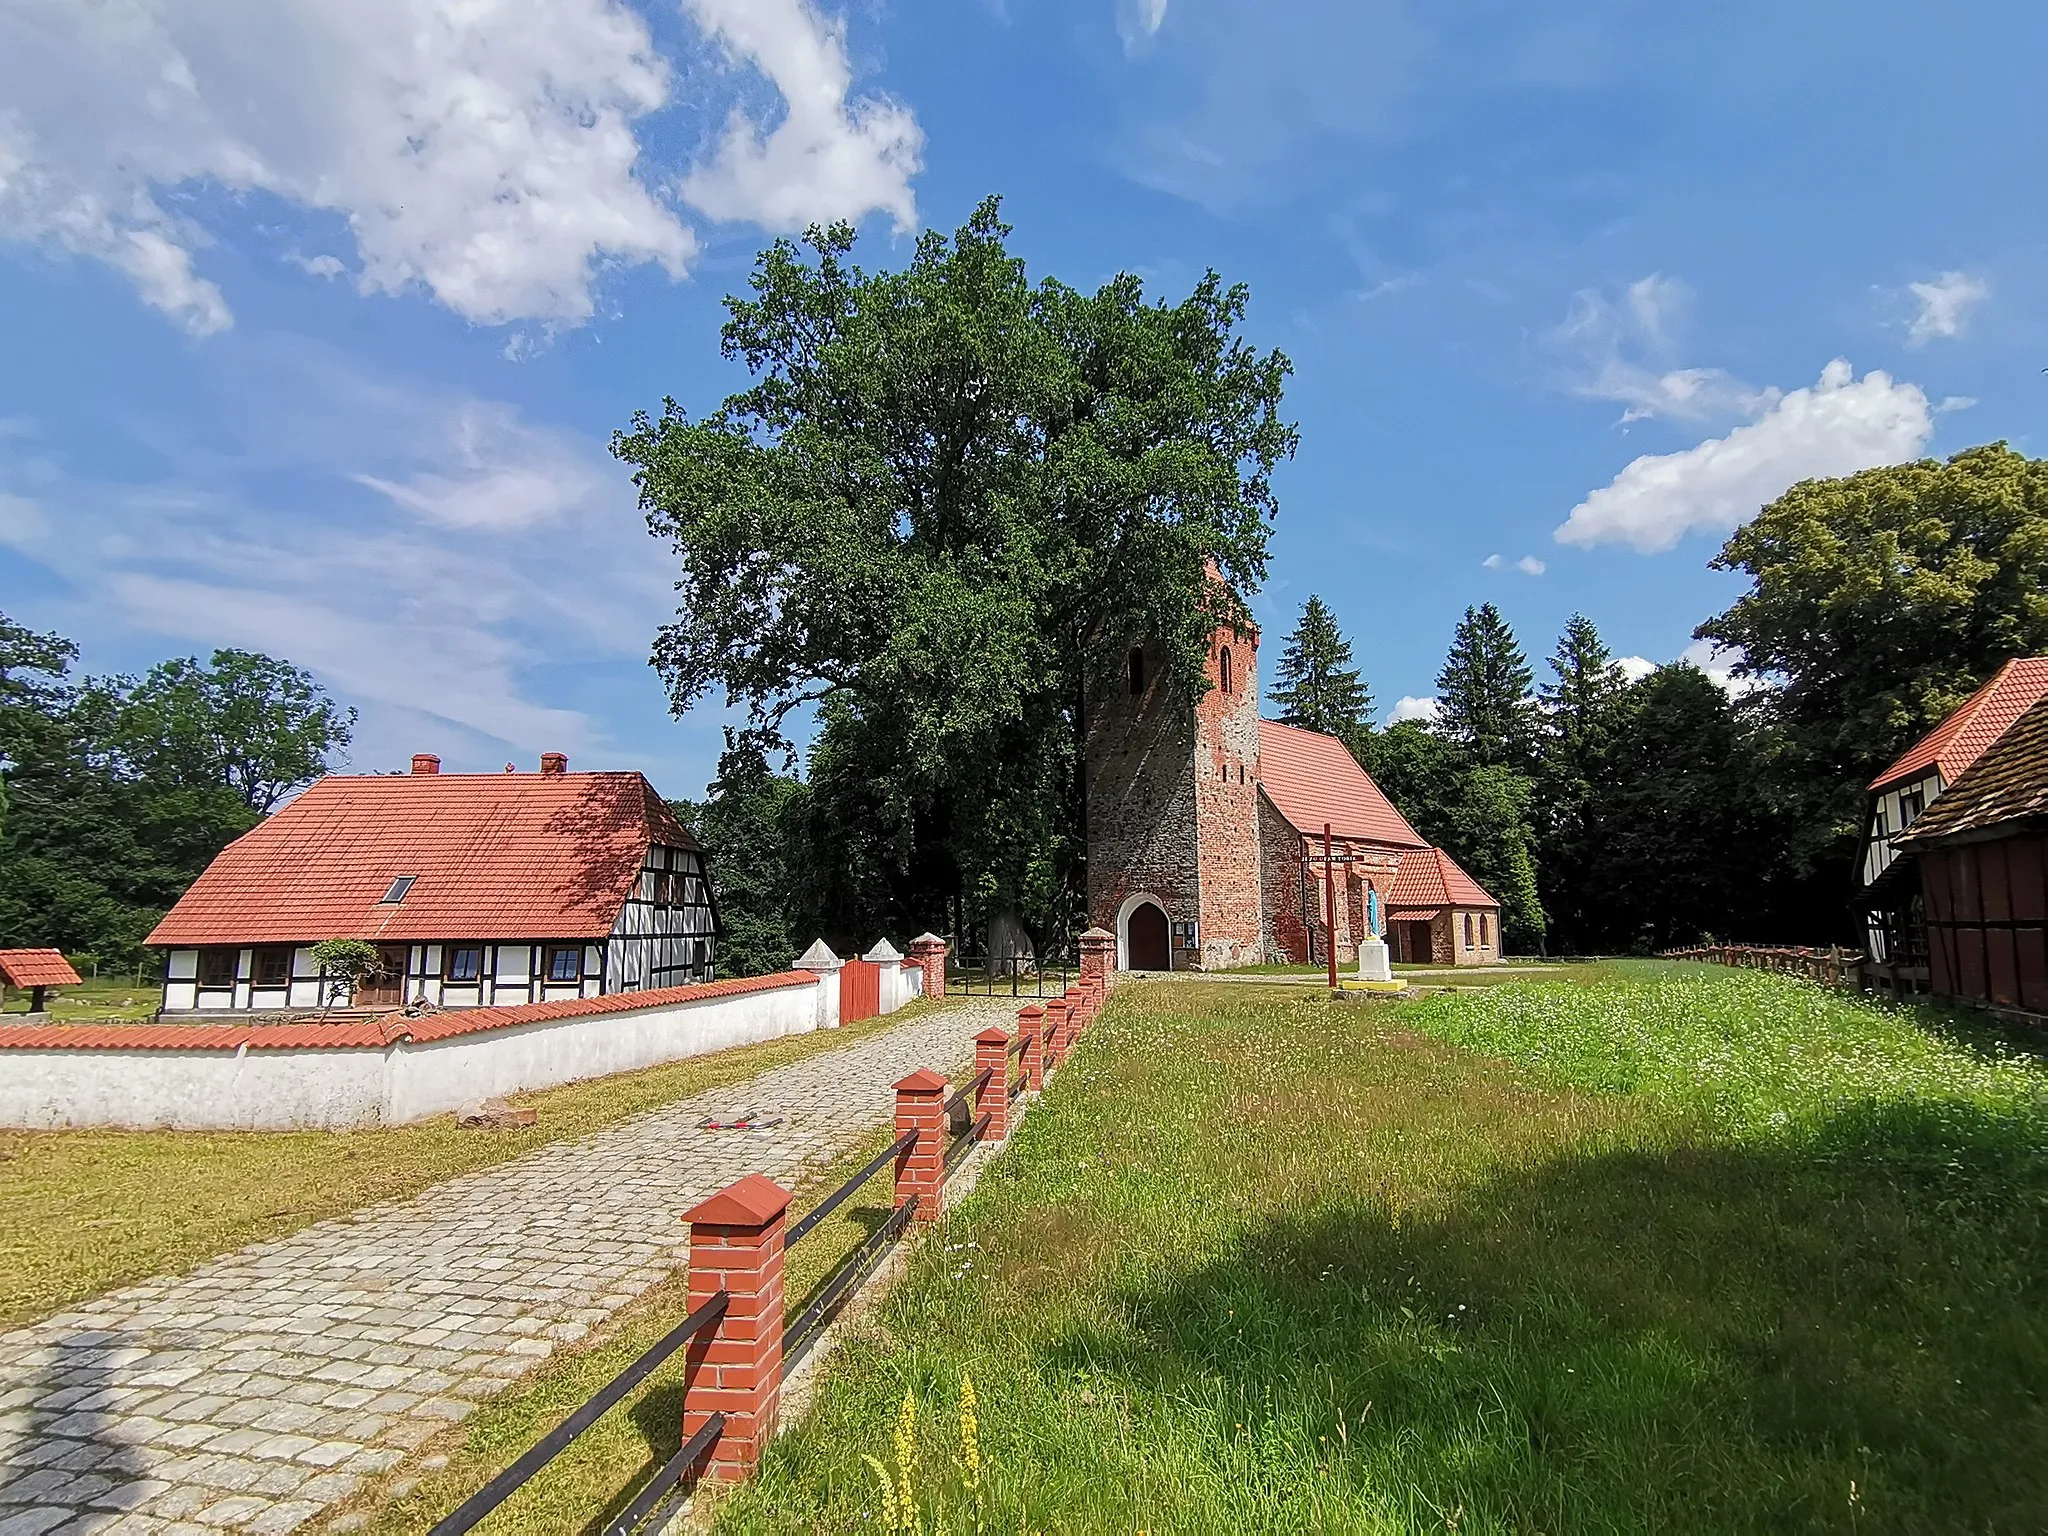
[1,972,839,1132]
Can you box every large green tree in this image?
[616,199,1295,938]
[0,614,352,967]
[1534,615,1632,952]
[1269,595,1372,754]
[1698,442,2048,931]
[1435,603,1535,769]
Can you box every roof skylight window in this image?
[378,875,417,905]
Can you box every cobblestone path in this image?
[0,1000,1014,1533]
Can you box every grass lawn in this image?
[0,999,942,1330]
[714,965,2048,1533]
[1,974,159,1021]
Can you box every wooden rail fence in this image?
[1662,943,1857,986]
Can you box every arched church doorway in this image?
[1126,901,1169,971]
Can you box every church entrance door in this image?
[1127,902,1169,970]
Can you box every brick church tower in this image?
[1084,616,1265,970]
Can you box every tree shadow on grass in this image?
[1038,1097,2048,1533]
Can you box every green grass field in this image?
[712,965,2048,1533]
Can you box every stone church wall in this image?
[1193,630,1265,968]
[1086,639,1200,958]
[1258,792,1310,962]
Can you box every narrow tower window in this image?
[1220,647,1234,694]
[1128,647,1146,695]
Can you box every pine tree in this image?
[1534,615,1632,951]
[1434,603,1534,768]
[1269,595,1373,751]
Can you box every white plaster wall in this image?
[0,1046,388,1132]
[0,974,836,1131]
[383,980,824,1124]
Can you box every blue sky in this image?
[2,0,2042,795]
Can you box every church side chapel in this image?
[1085,609,1501,971]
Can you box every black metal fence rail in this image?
[600,1412,726,1536]
[428,1291,730,1536]
[786,1129,917,1249]
[944,949,1077,998]
[944,1113,992,1175]
[783,1195,921,1372]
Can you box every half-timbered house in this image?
[1860,657,2048,973]
[149,753,718,1015]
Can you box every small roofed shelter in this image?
[148,752,718,1015]
[1385,846,1503,966]
[1892,694,2048,1025]
[0,950,83,1015]
[1861,657,2048,972]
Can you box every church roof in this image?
[1386,846,1499,912]
[1256,719,1429,848]
[1869,657,2048,793]
[148,766,697,947]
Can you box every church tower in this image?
[1084,616,1265,970]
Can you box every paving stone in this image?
[0,1002,1000,1529]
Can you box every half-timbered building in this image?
[149,753,717,1015]
[1860,657,2048,973]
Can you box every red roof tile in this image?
[1869,657,2048,792]
[1387,846,1499,911]
[0,949,83,988]
[147,770,698,947]
[1256,720,1429,847]
[0,972,812,1051]
[1895,696,2048,847]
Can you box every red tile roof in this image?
[0,971,811,1051]
[0,950,83,988]
[147,770,698,947]
[1895,696,2048,848]
[1387,846,1499,912]
[1869,657,2048,793]
[1256,720,1429,847]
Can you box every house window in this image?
[1478,914,1490,948]
[1900,789,1925,828]
[253,948,292,988]
[1220,647,1234,693]
[546,945,582,983]
[1463,913,1474,948]
[445,947,483,983]
[1128,647,1146,696]
[197,948,239,989]
[656,872,681,907]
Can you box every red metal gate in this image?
[839,957,881,1024]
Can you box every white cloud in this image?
[681,0,922,235]
[1482,553,1546,575]
[0,347,672,761]
[1937,395,1977,414]
[1552,274,1779,427]
[1117,0,1171,52]
[0,491,47,549]
[291,253,345,279]
[0,0,696,333]
[1481,552,1502,569]
[1554,360,1934,554]
[1388,695,1439,724]
[1907,271,1988,346]
[1613,655,1656,682]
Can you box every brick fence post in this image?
[1044,996,1071,1070]
[1079,926,1116,988]
[894,1069,948,1222]
[907,933,949,1000]
[682,1174,790,1482]
[1018,1004,1045,1091]
[974,1027,1010,1141]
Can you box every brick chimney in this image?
[411,753,441,775]
[540,752,568,776]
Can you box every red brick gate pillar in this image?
[973,1027,1011,1140]
[682,1174,790,1482]
[893,1068,948,1222]
[908,933,949,1000]
[1018,1004,1046,1091]
[1044,997,1071,1069]
[1079,926,1116,987]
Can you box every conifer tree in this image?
[1535,614,1632,951]
[1434,603,1534,767]
[1270,595,1372,750]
